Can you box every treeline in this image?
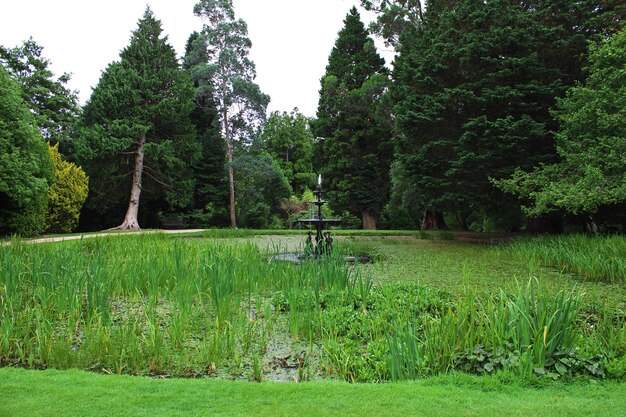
[1,1,625,236]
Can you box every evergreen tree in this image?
[0,66,53,236]
[77,7,198,230]
[314,7,393,229]
[497,27,626,218]
[391,0,624,230]
[45,143,89,233]
[0,39,80,153]
[183,32,229,227]
[191,0,270,228]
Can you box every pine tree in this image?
[314,7,392,229]
[78,7,198,230]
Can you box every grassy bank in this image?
[1,367,625,417]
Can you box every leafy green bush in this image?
[0,66,53,237]
[45,143,89,233]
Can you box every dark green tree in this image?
[183,32,229,227]
[77,7,198,230]
[0,66,53,236]
[191,0,270,228]
[0,39,80,153]
[314,7,393,229]
[497,26,626,218]
[391,0,624,230]
[259,109,315,194]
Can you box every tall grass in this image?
[0,234,623,382]
[507,234,626,284]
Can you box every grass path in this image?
[1,368,625,417]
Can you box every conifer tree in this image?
[78,7,198,230]
[314,7,392,229]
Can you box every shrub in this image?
[45,143,89,233]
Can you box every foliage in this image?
[259,109,315,194]
[314,7,393,228]
[77,8,199,229]
[1,234,623,384]
[497,27,626,216]
[506,233,626,284]
[0,38,80,151]
[190,0,271,227]
[183,32,229,227]
[361,0,425,47]
[232,154,292,228]
[45,143,89,233]
[0,66,53,237]
[391,0,625,231]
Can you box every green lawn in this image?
[1,367,625,417]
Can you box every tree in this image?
[0,39,80,152]
[314,7,393,229]
[183,32,229,227]
[497,27,626,217]
[391,0,624,230]
[46,143,89,233]
[0,66,53,236]
[77,8,198,230]
[190,0,270,228]
[232,153,292,228]
[259,109,315,194]
[361,0,425,47]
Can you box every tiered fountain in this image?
[297,175,341,257]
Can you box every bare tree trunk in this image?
[109,133,146,231]
[362,211,377,230]
[223,94,237,229]
[421,208,447,230]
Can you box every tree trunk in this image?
[223,99,237,229]
[109,133,146,231]
[421,208,447,230]
[362,211,377,230]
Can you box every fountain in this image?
[297,175,341,257]
[270,175,341,264]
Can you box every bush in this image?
[45,143,89,233]
[0,67,53,237]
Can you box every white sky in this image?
[0,0,393,117]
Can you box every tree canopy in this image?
[498,26,626,216]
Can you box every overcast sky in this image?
[0,0,393,117]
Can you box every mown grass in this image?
[1,367,625,417]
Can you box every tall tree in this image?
[0,66,53,236]
[77,7,198,230]
[497,26,626,218]
[391,0,624,230]
[191,0,270,228]
[183,32,229,226]
[259,109,315,194]
[0,39,80,154]
[314,7,392,229]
